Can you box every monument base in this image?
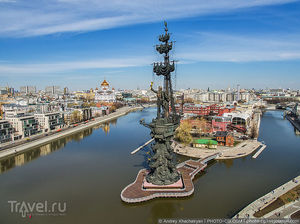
[143,175,184,191]
[121,154,219,203]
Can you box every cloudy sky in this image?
[0,0,300,90]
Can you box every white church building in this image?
[94,80,116,103]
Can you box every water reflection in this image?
[133,145,151,169]
[220,159,234,168]
[0,121,115,174]
[294,127,300,136]
[0,109,300,223]
[149,201,179,223]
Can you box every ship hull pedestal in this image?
[143,172,184,190]
[120,154,221,203]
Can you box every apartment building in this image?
[35,112,64,132]
[0,120,14,143]
[7,115,40,138]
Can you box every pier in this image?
[121,153,220,203]
[252,144,267,159]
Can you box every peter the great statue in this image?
[140,22,181,185]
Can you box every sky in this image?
[0,0,300,91]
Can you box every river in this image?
[0,108,299,223]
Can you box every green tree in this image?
[175,121,193,146]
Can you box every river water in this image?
[0,108,299,223]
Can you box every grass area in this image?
[281,187,299,203]
[253,184,300,217]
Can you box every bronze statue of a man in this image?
[150,82,164,118]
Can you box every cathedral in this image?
[94,80,116,102]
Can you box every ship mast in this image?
[139,21,181,185]
[153,21,178,122]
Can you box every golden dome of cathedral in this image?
[101,79,109,86]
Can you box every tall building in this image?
[237,84,240,101]
[20,86,36,94]
[45,86,61,95]
[194,90,254,103]
[0,86,8,95]
[63,87,69,95]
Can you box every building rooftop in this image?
[215,131,230,137]
[101,79,109,86]
[193,139,218,145]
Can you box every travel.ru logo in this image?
[8,200,67,218]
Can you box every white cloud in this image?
[0,0,16,2]
[0,57,151,74]
[1,32,300,76]
[176,32,300,62]
[0,0,297,37]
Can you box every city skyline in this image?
[1,0,300,90]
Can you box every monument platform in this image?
[143,177,184,190]
[121,153,219,203]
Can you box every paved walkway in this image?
[234,175,300,218]
[173,140,264,160]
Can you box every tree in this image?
[71,110,82,123]
[82,102,89,108]
[89,102,96,107]
[195,117,208,136]
[250,123,259,139]
[175,121,193,146]
[28,108,35,113]
[67,103,77,108]
[109,105,117,113]
[113,102,123,109]
[185,97,194,103]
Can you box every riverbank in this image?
[234,175,300,219]
[0,106,143,159]
[286,114,300,134]
[173,139,265,160]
